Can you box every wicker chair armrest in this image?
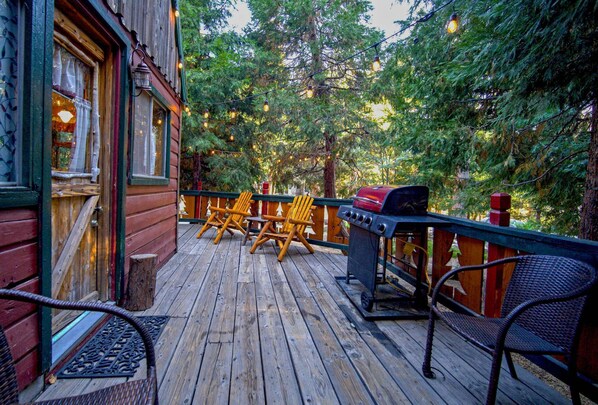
[431,256,520,306]
[0,289,157,381]
[288,218,314,226]
[495,277,598,346]
[210,206,226,213]
[262,214,286,222]
[225,208,251,216]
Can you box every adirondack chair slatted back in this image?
[231,191,253,221]
[282,195,314,235]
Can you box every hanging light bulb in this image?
[203,109,209,119]
[372,55,381,72]
[203,121,208,128]
[178,61,183,69]
[229,135,234,141]
[306,85,314,98]
[447,13,459,34]
[230,108,237,119]
[174,9,180,17]
[263,99,270,112]
[185,106,190,113]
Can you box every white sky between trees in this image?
[227,0,411,36]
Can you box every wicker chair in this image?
[0,289,158,404]
[422,255,597,405]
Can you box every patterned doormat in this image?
[58,316,168,378]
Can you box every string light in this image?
[447,13,459,33]
[230,108,237,119]
[178,61,183,69]
[306,85,314,98]
[174,9,179,17]
[229,135,234,141]
[263,99,270,112]
[203,109,209,119]
[203,121,208,128]
[185,106,190,113]
[372,44,381,72]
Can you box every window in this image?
[130,90,169,183]
[0,0,21,186]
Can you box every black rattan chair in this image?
[422,255,597,405]
[0,289,158,404]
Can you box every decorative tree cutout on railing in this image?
[443,238,467,296]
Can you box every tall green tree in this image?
[384,0,597,238]
[246,0,381,197]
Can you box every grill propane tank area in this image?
[337,185,447,320]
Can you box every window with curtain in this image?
[0,0,20,186]
[51,43,93,174]
[132,91,167,179]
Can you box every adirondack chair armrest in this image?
[262,214,286,222]
[210,206,226,213]
[226,208,251,216]
[288,218,314,226]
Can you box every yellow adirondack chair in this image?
[196,191,253,244]
[249,195,315,262]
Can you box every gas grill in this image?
[337,185,447,319]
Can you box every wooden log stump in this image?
[124,254,158,311]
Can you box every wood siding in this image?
[105,0,182,96]
[0,209,41,390]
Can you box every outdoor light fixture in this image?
[447,13,459,34]
[372,55,381,72]
[306,85,314,98]
[130,43,151,96]
[263,99,270,112]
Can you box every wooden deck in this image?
[36,223,569,404]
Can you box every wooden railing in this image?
[179,190,598,394]
[179,190,352,249]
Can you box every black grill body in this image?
[337,187,447,317]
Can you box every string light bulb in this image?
[263,99,270,112]
[203,109,209,119]
[447,13,459,34]
[185,106,190,113]
[306,85,314,98]
[372,55,381,72]
[174,9,179,17]
[230,108,237,119]
[203,121,208,128]
[178,61,183,69]
[229,135,234,141]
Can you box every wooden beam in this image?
[51,195,99,298]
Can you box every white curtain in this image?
[53,43,92,173]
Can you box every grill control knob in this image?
[357,214,364,222]
[364,217,372,225]
[377,223,387,234]
[344,210,351,218]
[351,212,358,220]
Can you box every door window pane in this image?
[51,44,92,173]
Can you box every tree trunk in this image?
[192,151,201,190]
[324,132,336,198]
[579,100,598,241]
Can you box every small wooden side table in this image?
[243,216,269,246]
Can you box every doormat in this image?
[58,315,168,378]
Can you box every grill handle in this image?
[352,196,382,205]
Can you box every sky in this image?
[227,0,411,36]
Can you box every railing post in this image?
[485,192,511,317]
[261,182,269,216]
[195,181,202,219]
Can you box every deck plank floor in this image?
[36,223,569,404]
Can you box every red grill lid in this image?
[352,185,429,215]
